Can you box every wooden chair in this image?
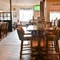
[45,27,57,35]
[5,22,8,36]
[45,28,60,60]
[1,23,6,38]
[17,28,32,60]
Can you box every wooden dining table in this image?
[27,25,44,46]
[27,25,46,59]
[26,25,54,60]
[26,25,54,47]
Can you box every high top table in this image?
[26,25,54,60]
[26,25,54,47]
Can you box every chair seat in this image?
[25,31,31,33]
[45,32,53,35]
[24,35,32,40]
[46,34,56,40]
[24,32,31,35]
[24,35,32,37]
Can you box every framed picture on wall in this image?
[13,12,17,17]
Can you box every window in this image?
[50,11,60,21]
[19,8,33,22]
[50,11,60,25]
[0,12,10,20]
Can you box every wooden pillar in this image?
[40,1,44,17]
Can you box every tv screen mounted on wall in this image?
[34,5,40,12]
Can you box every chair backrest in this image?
[17,28,24,41]
[6,23,8,30]
[18,26,24,35]
[1,23,6,30]
[53,27,58,35]
[53,28,60,41]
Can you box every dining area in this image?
[0,0,60,60]
[17,23,60,60]
[0,22,60,60]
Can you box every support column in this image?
[10,0,12,31]
[40,1,44,17]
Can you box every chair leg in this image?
[55,41,59,52]
[20,41,23,60]
[59,52,60,60]
[31,36,33,59]
[45,40,48,60]
[55,41,60,60]
[46,40,60,60]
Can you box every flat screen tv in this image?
[34,5,40,12]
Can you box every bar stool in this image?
[5,22,8,36]
[17,28,32,60]
[45,28,60,60]
[1,23,6,38]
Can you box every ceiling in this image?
[0,0,42,11]
[2,0,42,5]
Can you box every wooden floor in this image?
[0,27,60,60]
[0,30,20,60]
[0,27,32,60]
